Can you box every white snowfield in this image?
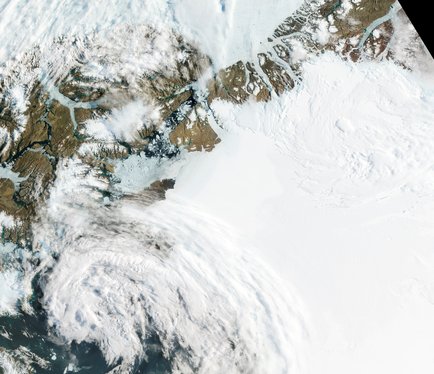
[173,0,304,68]
[1,0,434,373]
[27,53,434,374]
[175,54,434,373]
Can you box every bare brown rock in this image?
[12,151,53,205]
[258,53,294,95]
[169,106,220,152]
[46,100,79,158]
[0,178,19,216]
[208,61,250,104]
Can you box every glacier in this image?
[177,53,434,373]
[0,0,434,373]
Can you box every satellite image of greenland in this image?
[0,0,433,373]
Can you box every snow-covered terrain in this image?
[12,51,433,374]
[173,0,304,68]
[0,0,302,72]
[1,0,434,373]
[173,54,434,373]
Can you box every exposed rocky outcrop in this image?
[0,1,422,246]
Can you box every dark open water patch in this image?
[0,311,173,373]
[0,311,108,373]
[0,278,172,374]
